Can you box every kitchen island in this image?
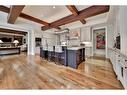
[40,46,85,69]
[0,47,20,56]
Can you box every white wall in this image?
[107,23,114,48]
[119,6,127,55]
[107,6,127,56]
[106,6,119,58]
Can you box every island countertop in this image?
[67,46,86,50]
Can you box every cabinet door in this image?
[60,34,66,42]
[81,27,91,41]
[85,47,92,57]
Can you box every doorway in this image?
[93,28,106,58]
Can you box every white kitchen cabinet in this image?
[60,34,66,42]
[80,27,91,41]
[108,48,127,89]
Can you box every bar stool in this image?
[48,46,55,62]
[55,46,63,65]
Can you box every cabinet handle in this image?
[118,60,120,62]
[125,60,127,62]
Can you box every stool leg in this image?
[55,53,57,64]
[55,53,58,64]
[48,52,51,62]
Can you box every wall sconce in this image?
[0,40,3,47]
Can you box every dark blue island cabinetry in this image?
[67,47,85,69]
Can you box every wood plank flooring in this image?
[0,54,123,89]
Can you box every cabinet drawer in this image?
[121,57,127,68]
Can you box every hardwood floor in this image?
[0,54,123,89]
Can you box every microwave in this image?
[116,35,120,49]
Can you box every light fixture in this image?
[13,40,19,47]
[0,40,3,47]
[0,40,3,43]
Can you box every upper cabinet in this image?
[59,26,91,43]
[80,26,91,42]
[60,34,66,42]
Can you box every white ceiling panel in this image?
[22,6,72,23]
[75,5,91,11]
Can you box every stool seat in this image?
[55,45,63,53]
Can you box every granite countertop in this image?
[0,47,20,49]
[67,46,85,50]
[41,45,90,51]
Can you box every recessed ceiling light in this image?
[53,6,56,9]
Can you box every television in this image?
[35,38,42,47]
[116,35,120,49]
[0,37,12,42]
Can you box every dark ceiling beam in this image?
[19,12,61,30]
[41,6,109,31]
[80,19,86,24]
[0,5,60,30]
[66,5,79,16]
[66,5,86,24]
[8,5,25,24]
[0,28,27,35]
[0,6,49,26]
[19,13,49,26]
[0,5,10,13]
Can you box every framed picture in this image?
[69,28,80,39]
[96,32,105,49]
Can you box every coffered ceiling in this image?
[0,5,109,31]
[22,5,91,23]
